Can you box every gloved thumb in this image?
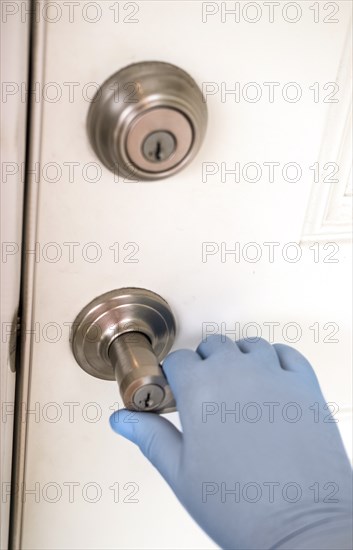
[110,409,182,488]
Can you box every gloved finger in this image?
[273,343,318,381]
[236,337,269,353]
[236,337,282,369]
[196,334,240,359]
[162,348,202,397]
[110,409,182,488]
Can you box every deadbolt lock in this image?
[71,288,177,413]
[87,61,208,181]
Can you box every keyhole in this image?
[139,392,152,409]
[142,131,176,163]
[145,392,151,408]
[133,384,165,411]
[139,392,151,409]
[154,141,162,161]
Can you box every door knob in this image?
[87,61,208,181]
[71,288,177,413]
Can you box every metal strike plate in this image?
[87,61,208,181]
[71,288,177,413]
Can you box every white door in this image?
[8,1,352,548]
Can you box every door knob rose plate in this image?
[87,61,208,181]
[71,288,177,413]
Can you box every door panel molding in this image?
[302,20,352,242]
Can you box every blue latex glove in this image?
[110,336,352,549]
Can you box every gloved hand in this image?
[110,336,352,549]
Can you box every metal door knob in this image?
[71,288,176,413]
[87,61,208,181]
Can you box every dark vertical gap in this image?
[8,1,36,548]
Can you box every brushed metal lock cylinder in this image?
[71,288,176,413]
[87,61,208,181]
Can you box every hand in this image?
[110,336,352,549]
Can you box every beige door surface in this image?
[9,1,352,548]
